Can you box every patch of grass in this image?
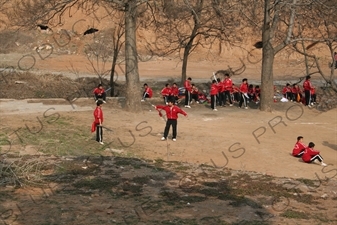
[280,209,310,219]
[297,178,317,188]
[55,161,101,176]
[199,217,229,225]
[174,165,191,171]
[232,221,270,225]
[114,157,144,167]
[132,176,150,184]
[180,195,207,203]
[160,190,181,205]
[160,218,199,225]
[73,177,119,191]
[122,183,143,195]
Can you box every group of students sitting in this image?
[281,75,317,107]
[292,136,327,166]
[141,75,262,110]
[282,83,316,105]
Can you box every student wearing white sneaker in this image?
[210,80,218,111]
[184,77,192,108]
[239,78,249,109]
[155,98,188,141]
[223,73,233,106]
[302,142,327,166]
[91,100,104,145]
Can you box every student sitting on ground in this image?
[292,136,306,157]
[93,84,106,103]
[282,83,292,100]
[302,142,327,166]
[161,83,171,104]
[248,84,255,101]
[170,83,179,104]
[141,83,153,101]
[292,84,302,103]
[254,85,261,104]
[191,84,200,104]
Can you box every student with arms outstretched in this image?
[155,98,187,142]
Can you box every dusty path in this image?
[1,98,336,181]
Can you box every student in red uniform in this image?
[170,83,179,104]
[248,84,255,101]
[142,83,153,101]
[292,136,306,157]
[254,85,261,103]
[191,84,199,103]
[282,83,292,100]
[310,87,317,105]
[303,75,313,107]
[184,77,192,108]
[223,73,233,106]
[210,80,218,111]
[302,142,327,166]
[93,84,106,103]
[239,78,249,109]
[161,83,171,104]
[216,78,224,106]
[91,100,104,145]
[231,84,240,102]
[155,98,188,141]
[292,84,302,102]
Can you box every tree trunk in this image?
[109,54,118,97]
[124,1,141,112]
[181,45,191,85]
[260,0,274,112]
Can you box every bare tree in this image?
[4,0,155,112]
[154,0,242,84]
[291,1,337,92]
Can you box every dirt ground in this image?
[1,54,337,224]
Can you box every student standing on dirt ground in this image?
[210,80,218,111]
[292,136,307,158]
[155,98,187,142]
[303,75,313,107]
[184,77,192,108]
[91,100,104,145]
[238,78,249,109]
[223,73,233,106]
[93,84,106,103]
[302,142,327,166]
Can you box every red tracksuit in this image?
[184,80,192,105]
[302,147,320,163]
[292,141,307,157]
[91,106,104,143]
[170,87,179,97]
[239,83,249,108]
[210,83,218,109]
[93,87,106,101]
[161,87,171,97]
[93,87,105,95]
[143,87,153,98]
[155,105,187,139]
[303,79,313,106]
